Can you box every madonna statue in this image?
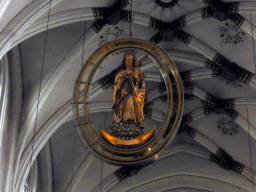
[111,51,145,140]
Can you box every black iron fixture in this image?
[155,0,178,8]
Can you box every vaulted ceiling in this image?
[1,0,256,191]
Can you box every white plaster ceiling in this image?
[3,0,256,191]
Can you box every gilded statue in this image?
[111,52,145,139]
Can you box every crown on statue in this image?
[124,50,135,58]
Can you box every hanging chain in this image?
[70,20,87,192]
[29,0,52,189]
[130,0,133,37]
[250,14,256,74]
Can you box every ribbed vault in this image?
[1,0,256,192]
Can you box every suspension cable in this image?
[28,0,52,189]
